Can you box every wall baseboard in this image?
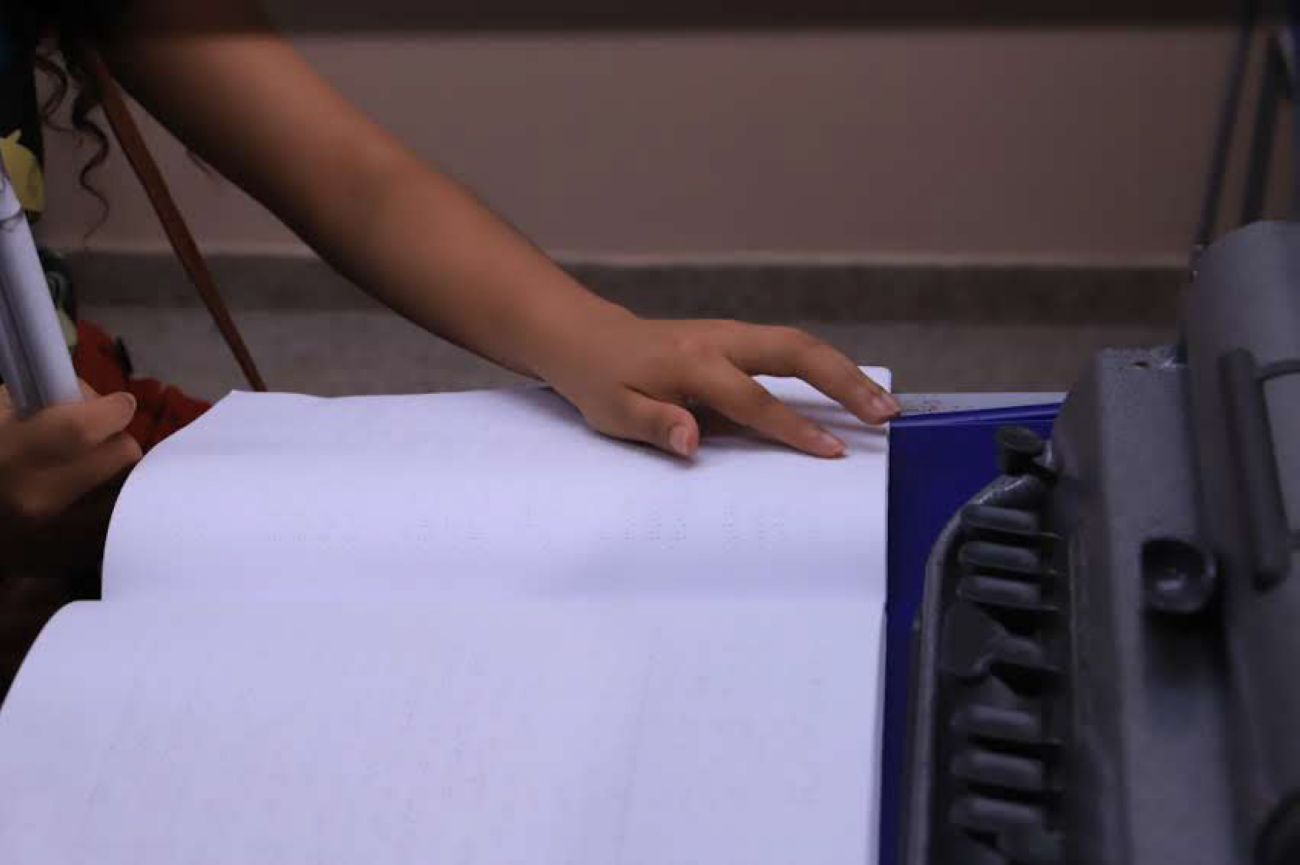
[63,250,1181,396]
[63,250,1183,326]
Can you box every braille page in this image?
[103,371,890,602]
[0,595,884,865]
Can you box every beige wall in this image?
[35,27,1288,265]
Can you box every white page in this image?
[104,371,890,602]
[0,595,884,865]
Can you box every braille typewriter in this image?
[901,220,1300,865]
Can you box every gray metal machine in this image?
[901,220,1300,864]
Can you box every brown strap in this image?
[82,49,268,392]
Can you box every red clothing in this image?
[71,321,209,451]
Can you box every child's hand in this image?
[0,382,141,536]
[538,313,899,458]
[0,382,139,687]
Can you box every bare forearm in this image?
[100,0,897,462]
[306,152,626,380]
[103,4,620,378]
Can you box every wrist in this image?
[514,282,636,383]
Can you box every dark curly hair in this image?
[9,1,132,211]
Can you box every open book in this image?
[0,371,891,865]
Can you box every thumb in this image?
[600,391,700,458]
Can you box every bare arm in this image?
[99,0,897,458]
[101,0,598,378]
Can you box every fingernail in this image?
[668,424,694,457]
[873,393,901,418]
[815,431,847,457]
[115,392,138,415]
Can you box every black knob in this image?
[1140,537,1218,615]
[997,426,1046,476]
